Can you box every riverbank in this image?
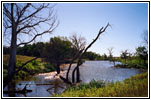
[3,55,56,80]
[54,72,148,97]
[113,57,148,69]
[114,64,148,69]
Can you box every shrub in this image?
[44,63,56,72]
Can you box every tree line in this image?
[3,37,103,60]
[4,37,148,67]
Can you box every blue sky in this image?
[4,3,148,57]
[43,3,148,57]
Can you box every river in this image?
[3,61,144,97]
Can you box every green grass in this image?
[3,55,56,80]
[54,72,148,97]
[114,57,148,69]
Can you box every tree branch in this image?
[72,23,110,83]
[15,57,38,73]
[3,4,12,20]
[18,4,48,23]
[16,18,50,34]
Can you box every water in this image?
[4,61,144,97]
[79,61,143,83]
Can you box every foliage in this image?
[114,46,148,69]
[115,57,148,69]
[4,37,103,62]
[3,46,10,55]
[41,37,73,74]
[67,80,106,91]
[54,72,148,97]
[3,55,55,80]
[43,63,56,72]
[16,42,45,57]
[83,51,102,60]
[102,53,108,60]
[135,46,148,65]
[120,50,129,63]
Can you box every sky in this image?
[3,2,148,57]
[44,3,148,57]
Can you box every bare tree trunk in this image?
[8,81,16,97]
[56,63,60,74]
[3,3,57,88]
[72,23,110,83]
[72,58,83,83]
[4,4,17,87]
[66,50,83,81]
[6,39,16,83]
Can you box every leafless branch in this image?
[17,20,58,46]
[72,23,110,83]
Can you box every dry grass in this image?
[3,55,42,64]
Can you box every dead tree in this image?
[3,3,57,87]
[142,30,148,48]
[72,23,110,83]
[66,34,86,81]
[59,34,86,84]
[108,47,115,66]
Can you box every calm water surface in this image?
[4,61,144,97]
[80,61,143,83]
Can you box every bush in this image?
[43,63,56,72]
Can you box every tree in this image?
[142,30,148,49]
[108,47,115,66]
[3,46,10,54]
[102,53,108,60]
[68,34,86,83]
[83,51,101,60]
[60,34,86,84]
[59,23,110,84]
[3,3,57,87]
[120,50,129,64]
[72,23,110,83]
[42,37,73,74]
[135,46,148,65]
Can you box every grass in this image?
[3,55,56,80]
[114,57,148,69]
[3,55,42,64]
[54,72,148,97]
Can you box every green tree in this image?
[135,46,148,65]
[102,53,108,60]
[84,51,100,60]
[42,37,72,74]
[120,50,129,64]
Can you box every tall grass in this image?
[54,72,148,97]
